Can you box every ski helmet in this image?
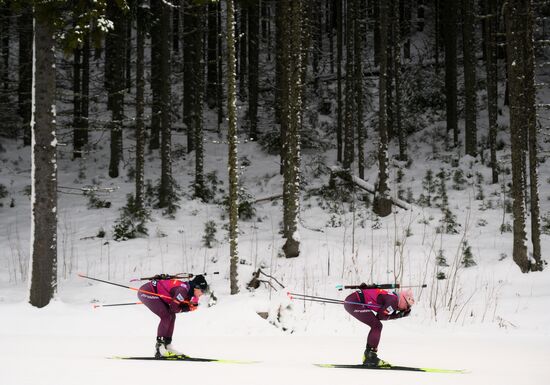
[191,275,208,292]
[398,288,415,310]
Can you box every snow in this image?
[2,121,549,384]
[1,7,550,385]
[1,295,549,385]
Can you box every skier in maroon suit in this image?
[344,286,415,366]
[138,275,208,358]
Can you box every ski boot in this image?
[362,347,390,367]
[155,337,187,358]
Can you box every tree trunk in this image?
[183,0,196,153]
[276,0,288,175]
[135,0,146,210]
[226,0,240,294]
[400,0,411,60]
[149,0,161,150]
[217,0,224,133]
[159,0,175,210]
[193,5,206,201]
[336,0,343,163]
[463,0,477,157]
[29,12,57,308]
[343,0,355,170]
[18,4,33,146]
[373,0,380,67]
[0,3,10,91]
[72,42,83,159]
[393,0,406,162]
[373,0,392,218]
[125,9,132,93]
[207,1,218,109]
[485,0,498,183]
[354,0,365,178]
[239,4,248,100]
[282,0,302,258]
[72,28,89,159]
[505,0,529,273]
[443,0,458,147]
[106,2,125,179]
[81,34,90,148]
[172,0,180,54]
[522,1,542,271]
[248,0,259,141]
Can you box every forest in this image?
[0,0,548,309]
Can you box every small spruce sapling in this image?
[113,194,151,241]
[461,241,476,267]
[436,249,449,266]
[85,190,111,209]
[475,172,485,200]
[202,220,218,248]
[452,169,467,190]
[420,169,435,207]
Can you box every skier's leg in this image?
[138,284,177,357]
[344,299,385,365]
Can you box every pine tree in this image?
[226,0,240,294]
[505,0,532,273]
[135,0,146,211]
[373,0,392,217]
[248,0,260,141]
[463,0,477,157]
[392,0,406,162]
[354,0,366,178]
[336,0,343,163]
[106,1,126,179]
[158,0,177,213]
[343,0,355,170]
[443,0,458,147]
[484,0,499,183]
[18,4,32,146]
[282,0,302,258]
[29,2,58,308]
[192,4,206,201]
[149,0,161,150]
[207,1,218,109]
[521,0,543,271]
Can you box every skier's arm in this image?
[377,294,412,320]
[169,286,193,313]
[376,294,401,320]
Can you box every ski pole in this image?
[129,271,220,282]
[78,273,188,305]
[290,296,382,309]
[288,293,345,305]
[336,283,427,291]
[93,301,143,309]
[288,292,382,309]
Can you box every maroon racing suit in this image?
[344,289,410,350]
[138,279,197,339]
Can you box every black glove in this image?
[399,308,411,318]
[358,282,368,289]
[181,302,197,313]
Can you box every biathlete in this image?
[138,274,208,358]
[344,285,415,366]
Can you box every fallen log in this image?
[329,166,412,211]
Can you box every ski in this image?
[110,355,257,364]
[315,363,465,374]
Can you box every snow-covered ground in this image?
[1,293,549,385]
[1,125,550,384]
[1,17,550,385]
